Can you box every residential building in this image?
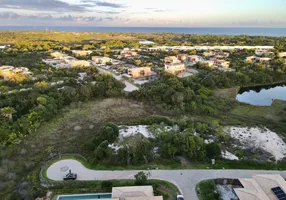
[121,49,138,57]
[92,56,113,64]
[246,56,258,62]
[50,52,66,59]
[72,50,93,57]
[214,52,230,59]
[255,49,274,56]
[164,56,180,64]
[246,56,271,63]
[128,67,151,79]
[69,60,91,68]
[187,55,203,63]
[177,54,188,62]
[211,59,230,69]
[279,52,286,58]
[164,63,186,75]
[0,66,32,80]
[258,57,272,63]
[112,186,163,200]
[203,51,230,58]
[234,174,286,200]
[202,60,215,67]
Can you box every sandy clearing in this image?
[221,150,239,160]
[225,126,286,161]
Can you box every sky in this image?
[0,0,286,27]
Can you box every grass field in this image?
[213,87,240,100]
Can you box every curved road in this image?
[47,159,286,200]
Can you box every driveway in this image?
[47,159,286,200]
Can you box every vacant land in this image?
[0,98,159,199]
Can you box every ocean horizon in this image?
[0,26,285,37]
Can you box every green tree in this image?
[134,171,148,185]
[206,143,221,159]
[34,81,49,92]
[1,107,16,121]
[37,96,47,105]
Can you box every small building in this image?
[121,49,138,58]
[72,50,93,57]
[177,54,188,62]
[0,66,32,80]
[202,60,215,67]
[164,56,180,64]
[203,51,229,58]
[187,55,203,63]
[234,174,286,200]
[112,186,163,200]
[128,67,151,79]
[246,56,271,63]
[50,52,66,59]
[246,56,257,62]
[164,63,186,75]
[211,59,230,69]
[92,56,113,64]
[279,52,286,58]
[69,60,91,68]
[255,49,274,57]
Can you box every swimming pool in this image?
[57,193,112,200]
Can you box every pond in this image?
[236,83,286,106]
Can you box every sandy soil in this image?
[225,126,286,161]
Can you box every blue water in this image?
[236,84,286,106]
[0,26,286,36]
[58,193,112,200]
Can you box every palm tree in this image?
[1,107,16,121]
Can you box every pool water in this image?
[57,193,112,200]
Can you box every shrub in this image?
[101,181,113,189]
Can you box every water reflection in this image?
[236,83,286,106]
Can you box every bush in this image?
[134,171,148,185]
[101,181,113,189]
[198,180,220,200]
[206,143,221,159]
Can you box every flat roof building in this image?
[128,67,151,79]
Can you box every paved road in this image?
[96,66,139,92]
[47,159,286,200]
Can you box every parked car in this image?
[177,195,184,200]
[63,170,77,180]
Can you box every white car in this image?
[177,195,184,200]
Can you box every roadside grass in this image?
[197,180,220,200]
